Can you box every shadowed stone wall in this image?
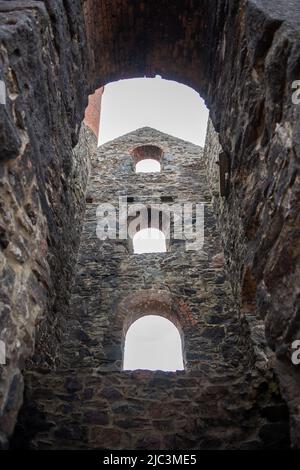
[0,0,299,447]
[203,116,300,447]
[61,127,239,372]
[14,368,289,450]
[0,0,92,446]
[12,128,290,450]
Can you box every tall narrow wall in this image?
[13,128,290,450]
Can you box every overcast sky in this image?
[99,76,209,147]
[99,77,207,371]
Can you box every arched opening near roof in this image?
[133,144,163,173]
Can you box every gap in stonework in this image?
[98,76,209,146]
[123,315,184,371]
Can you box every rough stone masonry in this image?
[12,126,290,449]
[0,0,299,449]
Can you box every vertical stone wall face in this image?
[62,1,300,445]
[61,128,237,372]
[0,0,299,448]
[201,4,300,446]
[16,368,289,450]
[13,128,290,450]
[203,119,269,371]
[0,1,90,445]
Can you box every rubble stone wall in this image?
[12,128,290,450]
[0,1,91,445]
[0,0,299,446]
[14,368,289,450]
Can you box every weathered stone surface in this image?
[0,0,93,436]
[59,128,233,370]
[0,0,298,448]
[12,127,290,450]
[84,2,300,444]
[12,368,290,450]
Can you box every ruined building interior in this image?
[0,0,300,451]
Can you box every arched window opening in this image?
[136,159,161,173]
[98,77,209,147]
[133,228,166,254]
[123,315,184,371]
[132,144,163,173]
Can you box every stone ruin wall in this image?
[203,113,300,445]
[13,368,289,450]
[0,1,92,446]
[0,0,299,448]
[61,128,236,372]
[12,127,290,450]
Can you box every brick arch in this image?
[131,145,163,166]
[111,290,197,368]
[83,1,213,104]
[82,0,222,149]
[80,3,300,424]
[82,0,223,144]
[128,205,170,232]
[127,205,173,253]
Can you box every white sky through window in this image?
[99,77,200,372]
[136,159,161,173]
[123,315,184,371]
[133,228,166,254]
[99,77,209,146]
